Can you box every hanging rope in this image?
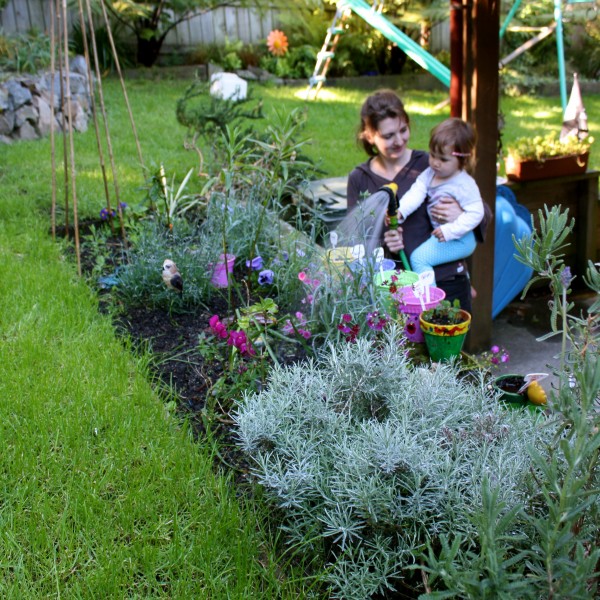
[98,0,145,171]
[61,0,82,276]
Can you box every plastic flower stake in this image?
[267,29,289,57]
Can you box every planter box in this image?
[505,152,589,182]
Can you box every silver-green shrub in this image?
[235,325,554,599]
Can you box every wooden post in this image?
[456,0,500,352]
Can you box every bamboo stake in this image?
[61,0,82,276]
[49,0,57,241]
[56,0,70,239]
[83,0,126,244]
[76,0,115,237]
[98,0,145,170]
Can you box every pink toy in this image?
[395,285,446,343]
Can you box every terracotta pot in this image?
[504,152,589,182]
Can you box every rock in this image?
[70,55,88,77]
[0,87,9,111]
[0,60,92,144]
[6,80,32,110]
[34,96,54,137]
[236,69,258,81]
[16,121,38,141]
[0,112,15,136]
[15,104,38,128]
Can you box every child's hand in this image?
[432,227,445,242]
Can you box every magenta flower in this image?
[209,315,228,339]
[228,330,256,356]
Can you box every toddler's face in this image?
[429,145,460,180]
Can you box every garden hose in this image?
[381,183,411,271]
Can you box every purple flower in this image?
[491,345,500,354]
[119,202,128,209]
[281,251,289,261]
[258,269,274,285]
[246,256,264,271]
[100,207,115,220]
[560,266,573,289]
[367,311,388,331]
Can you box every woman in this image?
[347,89,487,311]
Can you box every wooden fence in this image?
[0,0,282,47]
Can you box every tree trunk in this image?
[136,35,163,67]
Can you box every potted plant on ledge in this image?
[419,299,471,361]
[504,131,594,182]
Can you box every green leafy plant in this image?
[421,298,468,325]
[0,29,51,73]
[507,131,594,162]
[420,205,600,598]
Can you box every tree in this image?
[100,0,271,67]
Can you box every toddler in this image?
[396,117,484,284]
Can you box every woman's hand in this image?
[383,227,404,252]
[431,197,463,224]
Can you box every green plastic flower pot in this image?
[419,310,471,362]
[373,270,419,316]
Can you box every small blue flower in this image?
[281,251,289,261]
[246,256,264,270]
[296,249,306,257]
[258,269,274,286]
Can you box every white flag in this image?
[560,73,588,142]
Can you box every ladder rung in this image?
[310,76,326,85]
[317,51,335,60]
[328,26,345,34]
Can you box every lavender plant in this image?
[234,325,555,599]
[420,205,600,598]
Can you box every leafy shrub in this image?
[0,28,51,73]
[235,327,555,598]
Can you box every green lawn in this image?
[0,74,597,596]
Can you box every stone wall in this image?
[0,56,92,144]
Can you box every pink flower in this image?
[298,271,307,282]
[209,315,228,339]
[491,345,500,354]
[227,330,255,356]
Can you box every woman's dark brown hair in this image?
[358,89,410,156]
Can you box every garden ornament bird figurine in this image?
[162,259,183,293]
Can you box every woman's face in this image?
[366,117,410,160]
